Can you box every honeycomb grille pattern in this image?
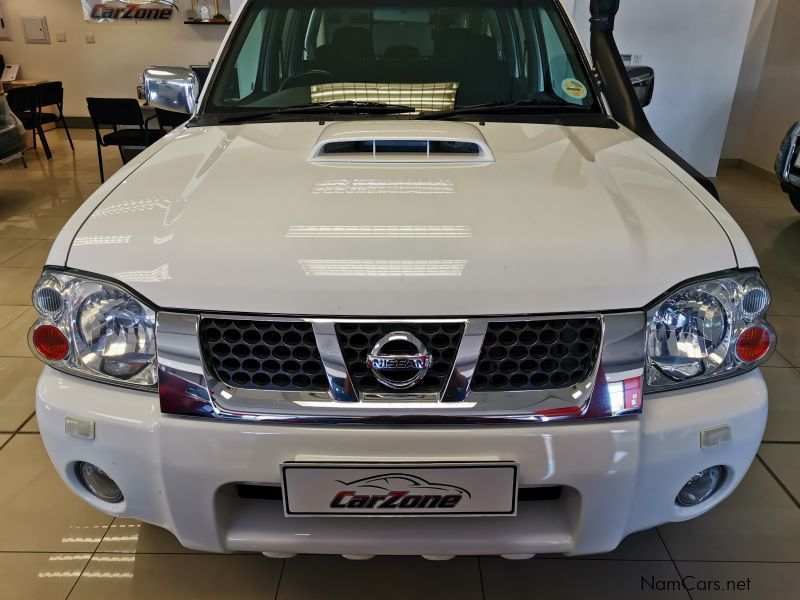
[472,319,602,391]
[335,323,464,394]
[200,319,328,391]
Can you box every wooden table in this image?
[3,79,48,89]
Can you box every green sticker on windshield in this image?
[561,78,588,100]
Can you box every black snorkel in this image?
[589,0,719,200]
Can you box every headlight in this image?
[29,270,157,390]
[646,272,775,391]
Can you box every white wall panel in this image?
[559,0,576,14]
[740,0,800,171]
[0,0,226,117]
[230,0,245,16]
[721,0,778,161]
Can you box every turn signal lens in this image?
[32,324,69,361]
[735,326,772,363]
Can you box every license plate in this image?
[281,462,518,517]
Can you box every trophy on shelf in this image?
[188,0,228,23]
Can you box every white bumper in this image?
[36,367,767,556]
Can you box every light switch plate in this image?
[56,32,66,42]
[22,16,50,44]
[85,33,95,44]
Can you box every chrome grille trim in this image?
[312,321,357,403]
[158,312,645,424]
[335,321,465,398]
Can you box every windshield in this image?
[205,0,598,119]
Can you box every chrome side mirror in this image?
[626,66,655,108]
[775,121,800,212]
[143,66,199,114]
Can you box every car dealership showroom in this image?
[1,0,800,598]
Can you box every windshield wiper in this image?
[417,98,592,120]
[217,101,417,124]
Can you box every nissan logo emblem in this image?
[366,331,432,390]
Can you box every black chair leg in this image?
[118,146,130,165]
[61,117,75,151]
[32,129,37,149]
[97,143,106,183]
[20,154,27,169]
[37,125,52,159]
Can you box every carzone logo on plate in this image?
[329,473,472,510]
[88,1,176,21]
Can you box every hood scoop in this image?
[308,121,494,163]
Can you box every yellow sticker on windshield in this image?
[561,78,588,100]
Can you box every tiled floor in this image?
[1,130,799,599]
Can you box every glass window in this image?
[539,6,581,104]
[207,0,597,116]
[232,9,267,100]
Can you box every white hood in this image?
[65,120,736,316]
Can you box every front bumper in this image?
[37,367,767,557]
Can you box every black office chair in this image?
[155,108,189,135]
[7,86,52,159]
[86,97,161,182]
[37,82,74,153]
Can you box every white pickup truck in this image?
[29,0,775,559]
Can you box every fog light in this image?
[676,466,724,507]
[75,462,123,503]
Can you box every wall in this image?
[0,0,227,117]
[572,0,755,177]
[739,0,800,172]
[721,0,778,161]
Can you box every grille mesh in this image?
[472,319,602,391]
[335,323,464,394]
[199,317,600,395]
[200,319,328,391]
